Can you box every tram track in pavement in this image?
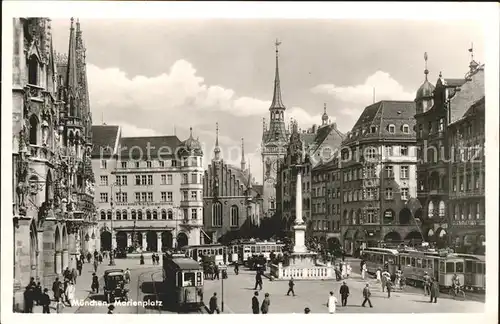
[136,267,163,314]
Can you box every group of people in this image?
[151,253,161,265]
[334,262,352,281]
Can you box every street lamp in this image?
[109,182,121,266]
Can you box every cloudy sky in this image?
[50,18,483,183]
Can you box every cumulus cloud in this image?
[311,71,414,118]
[87,60,272,118]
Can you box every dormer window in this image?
[388,124,396,134]
[370,126,377,133]
[402,124,410,134]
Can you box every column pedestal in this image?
[62,249,69,270]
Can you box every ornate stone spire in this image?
[270,39,285,110]
[424,52,429,81]
[66,18,78,99]
[241,138,246,171]
[322,103,328,125]
[213,122,221,161]
[247,162,252,189]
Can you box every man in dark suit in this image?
[251,291,260,314]
[209,292,220,314]
[339,281,350,306]
[361,283,373,308]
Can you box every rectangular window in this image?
[161,192,167,202]
[191,208,197,220]
[167,174,173,185]
[385,188,393,200]
[141,192,147,202]
[121,161,127,168]
[141,175,147,185]
[438,118,445,132]
[385,166,394,178]
[400,165,409,179]
[147,175,153,185]
[366,166,375,178]
[167,192,173,202]
[400,145,409,156]
[452,177,457,192]
[191,173,198,184]
[191,157,198,167]
[159,160,165,167]
[183,174,188,184]
[100,175,108,186]
[183,191,188,201]
[385,146,393,157]
[401,188,409,201]
[161,174,167,185]
[172,159,177,167]
[135,175,141,186]
[147,192,153,202]
[135,192,141,202]
[135,161,140,168]
[115,192,121,202]
[122,192,128,202]
[146,161,152,168]
[367,210,374,223]
[100,193,108,203]
[100,160,107,169]
[191,191,197,200]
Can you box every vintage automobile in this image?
[103,269,129,303]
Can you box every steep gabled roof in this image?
[449,67,485,124]
[91,125,120,157]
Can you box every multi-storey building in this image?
[414,51,485,253]
[12,18,97,311]
[311,157,342,246]
[92,125,204,251]
[340,100,421,255]
[261,41,290,217]
[203,125,263,243]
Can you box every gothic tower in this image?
[261,39,289,217]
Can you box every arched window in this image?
[146,210,152,220]
[107,210,112,220]
[161,209,167,220]
[438,201,445,218]
[230,205,239,227]
[100,210,106,220]
[29,115,38,145]
[167,210,173,220]
[131,210,136,220]
[427,201,434,218]
[153,210,158,220]
[28,55,39,85]
[212,202,222,227]
[116,210,121,220]
[122,209,127,220]
[402,124,410,134]
[350,210,355,225]
[388,124,396,134]
[137,210,143,220]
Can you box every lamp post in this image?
[109,182,121,266]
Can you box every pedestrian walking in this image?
[304,307,311,314]
[65,281,75,307]
[23,285,35,313]
[35,282,42,305]
[52,278,61,301]
[93,260,98,273]
[234,262,239,275]
[361,263,367,280]
[286,277,295,296]
[381,271,390,292]
[40,288,51,313]
[341,262,347,279]
[140,253,145,265]
[260,293,270,314]
[55,297,66,313]
[376,268,381,283]
[346,263,352,278]
[429,278,439,303]
[251,291,260,314]
[151,253,155,265]
[361,283,373,308]
[386,279,393,298]
[326,291,338,314]
[91,272,99,293]
[63,267,71,281]
[107,304,115,314]
[209,292,220,314]
[423,272,431,296]
[87,252,92,263]
[339,281,349,306]
[214,264,220,280]
[99,253,103,264]
[254,271,263,290]
[77,259,83,276]
[72,268,78,284]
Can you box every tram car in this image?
[162,252,204,311]
[361,247,400,274]
[455,254,485,292]
[236,241,285,266]
[181,244,227,265]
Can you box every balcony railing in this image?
[452,219,485,226]
[29,145,55,162]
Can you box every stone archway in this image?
[399,208,412,225]
[405,231,423,246]
[384,231,402,242]
[100,231,112,251]
[162,231,173,251]
[177,232,189,248]
[116,231,127,250]
[146,231,157,252]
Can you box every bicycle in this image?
[448,286,466,300]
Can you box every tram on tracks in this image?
[162,252,204,311]
[360,247,484,291]
[181,244,228,265]
[230,240,285,265]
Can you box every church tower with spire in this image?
[261,39,290,217]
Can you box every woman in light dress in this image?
[326,291,338,314]
[361,263,367,280]
[65,281,76,307]
[376,268,382,283]
[346,263,352,278]
[341,262,347,279]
